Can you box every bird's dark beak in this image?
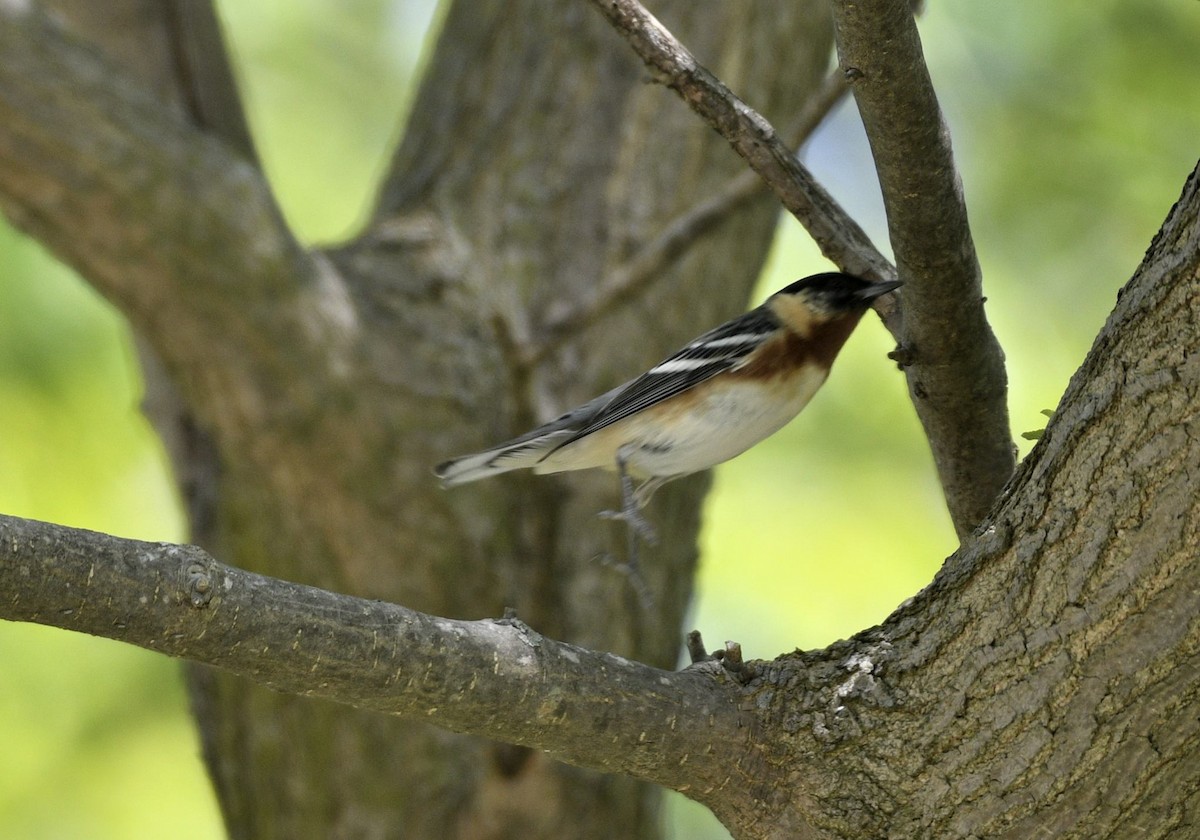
[857,279,903,302]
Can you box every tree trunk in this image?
[0,1,834,836]
[6,1,1196,838]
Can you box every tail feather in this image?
[434,430,575,487]
[435,385,624,487]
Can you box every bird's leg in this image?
[596,553,654,609]
[596,447,664,606]
[597,447,658,546]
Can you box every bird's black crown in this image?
[775,272,900,313]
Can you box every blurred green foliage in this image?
[1,2,1196,838]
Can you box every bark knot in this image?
[833,643,899,713]
[170,545,218,608]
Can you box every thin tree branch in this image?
[0,512,749,793]
[830,0,1014,537]
[586,0,900,338]
[533,69,851,363]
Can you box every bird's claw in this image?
[597,506,658,545]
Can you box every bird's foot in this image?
[597,505,658,546]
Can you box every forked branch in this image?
[590,0,1015,537]
[587,0,898,323]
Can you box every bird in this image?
[435,271,900,557]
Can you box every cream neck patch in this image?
[767,293,826,338]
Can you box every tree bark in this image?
[710,165,1200,838]
[0,1,835,837]
[4,159,1195,840]
[5,0,1196,837]
[0,512,749,789]
[830,0,1014,538]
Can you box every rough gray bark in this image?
[4,159,1196,839]
[0,1,834,837]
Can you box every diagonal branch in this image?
[533,69,851,362]
[830,0,1014,537]
[0,512,747,796]
[587,0,899,330]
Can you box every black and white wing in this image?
[436,305,779,485]
[548,305,780,448]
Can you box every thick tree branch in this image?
[0,5,345,439]
[830,0,1014,537]
[0,512,748,793]
[586,0,900,334]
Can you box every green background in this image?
[1,2,1197,837]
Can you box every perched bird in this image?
[435,272,900,545]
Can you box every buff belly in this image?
[533,364,828,479]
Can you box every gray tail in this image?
[433,430,574,487]
[434,386,622,488]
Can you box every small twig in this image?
[685,630,712,664]
[534,70,852,360]
[717,641,759,683]
[684,632,758,681]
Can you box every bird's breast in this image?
[624,363,828,475]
